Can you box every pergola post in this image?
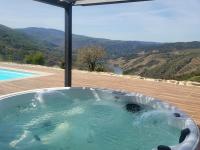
[64,4,72,87]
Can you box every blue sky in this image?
[0,0,200,42]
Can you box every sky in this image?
[0,0,200,42]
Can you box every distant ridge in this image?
[19,27,200,57]
[18,27,160,58]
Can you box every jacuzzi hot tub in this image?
[0,87,199,150]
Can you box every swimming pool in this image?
[0,87,199,150]
[0,68,35,81]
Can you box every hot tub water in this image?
[0,88,197,150]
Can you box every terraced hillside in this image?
[110,49,200,82]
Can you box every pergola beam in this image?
[35,0,69,7]
[35,0,151,7]
[74,0,151,6]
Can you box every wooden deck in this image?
[0,62,200,126]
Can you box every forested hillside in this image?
[0,25,63,66]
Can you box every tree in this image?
[59,60,65,69]
[24,52,45,65]
[76,46,106,71]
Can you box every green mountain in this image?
[0,25,63,65]
[17,27,64,48]
[0,24,200,82]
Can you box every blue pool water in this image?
[0,68,35,81]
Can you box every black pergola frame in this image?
[34,0,150,87]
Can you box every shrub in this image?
[24,52,45,65]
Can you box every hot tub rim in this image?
[0,86,199,150]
